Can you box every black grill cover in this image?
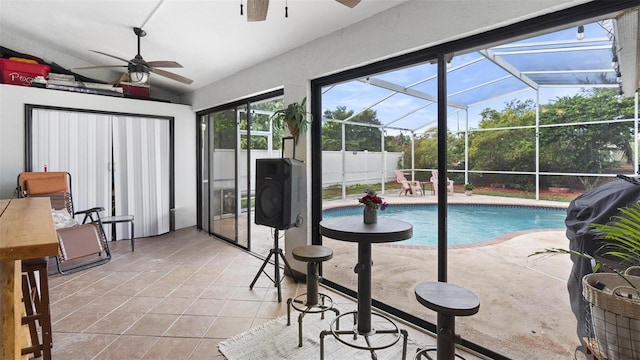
[565,177,640,338]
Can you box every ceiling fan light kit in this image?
[128,71,149,85]
[75,26,193,86]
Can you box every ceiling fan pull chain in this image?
[240,1,244,15]
[285,0,288,18]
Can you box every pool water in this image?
[322,204,567,246]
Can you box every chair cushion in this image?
[26,177,67,195]
[51,209,78,229]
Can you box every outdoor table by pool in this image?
[319,216,412,360]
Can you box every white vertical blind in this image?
[113,116,170,238]
[31,109,111,216]
[30,108,171,240]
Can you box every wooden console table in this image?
[0,198,58,360]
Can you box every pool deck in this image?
[324,190,570,209]
[319,192,578,359]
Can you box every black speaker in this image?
[255,158,303,230]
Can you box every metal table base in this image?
[320,311,408,360]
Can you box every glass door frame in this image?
[310,2,636,359]
[196,89,284,250]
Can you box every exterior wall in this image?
[0,84,196,230]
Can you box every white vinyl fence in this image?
[210,150,403,194]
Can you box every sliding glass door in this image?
[200,108,243,246]
[197,90,284,253]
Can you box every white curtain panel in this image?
[31,108,171,240]
[31,109,112,217]
[113,116,170,238]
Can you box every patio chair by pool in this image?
[430,170,454,195]
[394,170,423,196]
[17,172,111,274]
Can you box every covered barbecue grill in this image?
[565,175,640,340]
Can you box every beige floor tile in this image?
[204,316,254,338]
[158,270,192,284]
[230,286,267,301]
[190,338,225,359]
[73,280,122,296]
[125,313,180,336]
[182,272,219,286]
[108,282,149,297]
[93,335,159,360]
[218,300,262,318]
[184,298,227,316]
[250,317,274,328]
[80,294,133,313]
[51,333,118,359]
[166,284,207,298]
[256,300,288,319]
[83,312,145,335]
[113,296,164,314]
[50,294,97,323]
[163,315,216,338]
[199,285,236,300]
[137,282,179,297]
[52,311,108,332]
[148,297,196,315]
[142,337,201,359]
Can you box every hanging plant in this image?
[270,97,311,144]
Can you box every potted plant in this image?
[463,183,473,196]
[358,189,388,224]
[270,97,311,144]
[530,203,640,360]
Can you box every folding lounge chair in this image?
[430,170,455,195]
[394,170,423,196]
[17,172,111,275]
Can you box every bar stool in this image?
[414,282,480,360]
[287,245,340,347]
[21,257,53,360]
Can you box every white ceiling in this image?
[0,0,409,97]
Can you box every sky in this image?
[321,20,618,135]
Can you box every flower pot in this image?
[583,272,640,360]
[363,207,377,224]
[465,190,473,196]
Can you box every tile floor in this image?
[44,227,480,359]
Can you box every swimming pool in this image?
[322,204,567,246]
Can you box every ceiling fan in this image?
[76,27,193,85]
[246,0,361,21]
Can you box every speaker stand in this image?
[249,229,297,302]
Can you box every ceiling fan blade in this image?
[247,0,269,21]
[90,50,131,64]
[147,60,183,68]
[74,65,128,70]
[150,68,193,85]
[336,0,361,8]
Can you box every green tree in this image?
[384,133,410,153]
[408,127,466,182]
[539,88,635,188]
[466,90,635,190]
[322,106,383,151]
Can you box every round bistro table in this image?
[319,216,413,360]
